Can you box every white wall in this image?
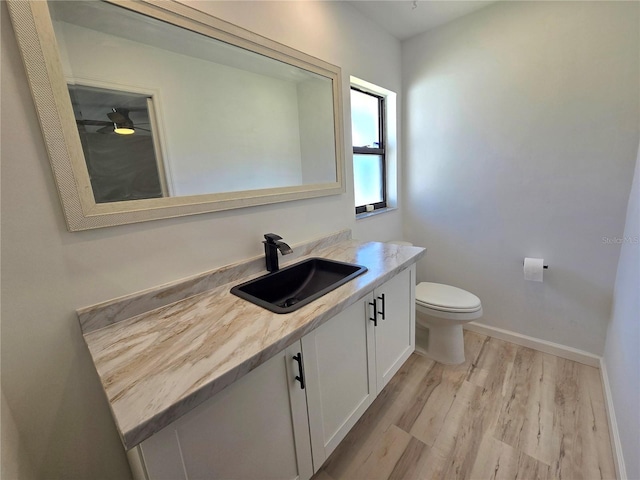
[56,21,305,195]
[603,143,640,480]
[298,79,338,184]
[0,2,402,478]
[1,390,37,480]
[402,0,639,354]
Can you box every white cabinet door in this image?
[135,341,313,480]
[302,296,376,470]
[373,265,415,394]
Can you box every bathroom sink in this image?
[231,257,368,314]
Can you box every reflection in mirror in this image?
[69,84,167,203]
[49,0,337,200]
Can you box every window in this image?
[351,87,386,214]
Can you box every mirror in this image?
[8,0,345,230]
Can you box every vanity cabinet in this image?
[302,296,377,469]
[130,342,313,480]
[371,265,415,393]
[129,265,416,479]
[301,264,415,469]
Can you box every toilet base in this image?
[417,322,465,365]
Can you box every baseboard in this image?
[599,358,627,480]
[463,322,600,367]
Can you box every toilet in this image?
[415,282,482,364]
[387,241,483,365]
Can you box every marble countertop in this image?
[80,236,425,450]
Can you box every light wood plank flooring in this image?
[312,331,616,480]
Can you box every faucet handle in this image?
[264,233,283,243]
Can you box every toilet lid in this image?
[416,282,481,312]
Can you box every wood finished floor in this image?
[312,331,616,480]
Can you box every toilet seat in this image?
[415,282,482,313]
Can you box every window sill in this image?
[355,206,397,220]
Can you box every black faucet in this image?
[263,233,293,272]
